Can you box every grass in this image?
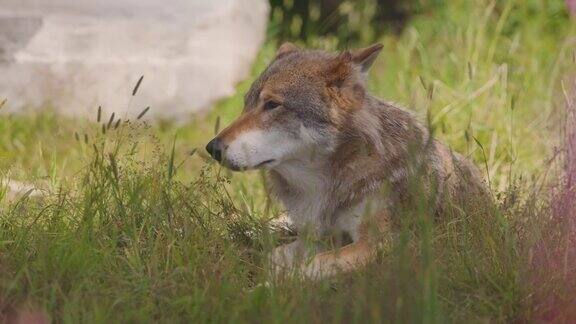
[1,0,575,322]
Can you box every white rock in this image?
[2,179,42,201]
[0,0,269,120]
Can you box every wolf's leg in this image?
[301,210,391,280]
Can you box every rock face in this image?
[0,0,269,120]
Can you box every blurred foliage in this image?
[268,0,570,48]
[268,0,441,47]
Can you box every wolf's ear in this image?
[276,42,299,58]
[324,51,353,86]
[351,43,383,74]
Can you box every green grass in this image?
[1,0,575,322]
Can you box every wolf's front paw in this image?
[268,213,297,236]
[269,244,296,273]
[268,239,311,277]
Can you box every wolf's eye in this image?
[264,101,281,111]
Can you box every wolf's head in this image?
[206,43,383,171]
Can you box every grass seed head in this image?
[137,107,150,120]
[97,106,102,122]
[107,113,115,129]
[132,75,144,96]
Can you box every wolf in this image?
[205,43,489,280]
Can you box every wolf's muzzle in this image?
[205,138,223,162]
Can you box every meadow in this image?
[1,0,575,322]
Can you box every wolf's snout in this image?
[206,138,223,162]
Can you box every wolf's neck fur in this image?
[272,156,329,194]
[268,149,335,232]
[268,97,430,232]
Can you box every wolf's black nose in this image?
[206,138,223,162]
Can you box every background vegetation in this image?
[1,0,575,322]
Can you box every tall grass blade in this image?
[214,116,221,135]
[168,136,176,181]
[473,135,492,193]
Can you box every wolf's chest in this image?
[282,190,387,240]
[281,191,328,232]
